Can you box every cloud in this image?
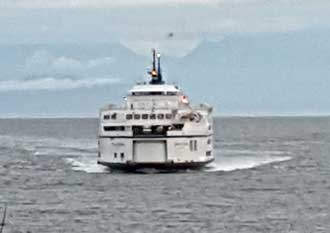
[0,77,120,91]
[1,0,216,8]
[2,0,329,9]
[87,57,116,69]
[1,0,330,56]
[2,0,324,9]
[52,57,84,75]
[122,39,201,57]
[24,50,116,76]
[110,2,330,56]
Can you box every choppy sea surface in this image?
[0,117,330,233]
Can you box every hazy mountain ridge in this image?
[0,42,147,81]
[1,30,330,116]
[167,31,330,114]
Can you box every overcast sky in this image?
[1,0,330,56]
[1,0,330,116]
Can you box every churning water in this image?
[0,117,330,232]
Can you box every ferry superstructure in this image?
[97,49,214,171]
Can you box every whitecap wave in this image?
[0,135,97,158]
[65,158,109,173]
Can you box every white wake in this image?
[204,152,292,172]
[65,158,108,173]
[65,150,292,174]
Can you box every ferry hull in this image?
[97,158,214,172]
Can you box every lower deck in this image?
[97,158,214,172]
[98,136,213,168]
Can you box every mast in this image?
[148,49,164,85]
[152,49,156,73]
[157,53,162,81]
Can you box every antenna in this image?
[157,53,162,81]
[152,49,156,72]
[148,49,164,85]
[148,49,158,80]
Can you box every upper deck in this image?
[98,49,213,138]
[100,49,212,114]
[129,84,180,96]
[100,82,211,112]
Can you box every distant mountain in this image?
[0,42,148,82]
[1,30,330,116]
[0,42,150,117]
[166,30,330,114]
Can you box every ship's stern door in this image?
[133,140,167,163]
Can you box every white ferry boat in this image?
[97,49,214,171]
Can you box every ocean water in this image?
[0,117,329,233]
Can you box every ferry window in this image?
[189,140,198,151]
[194,140,198,151]
[173,124,184,130]
[126,114,133,120]
[167,92,177,96]
[114,153,117,158]
[207,138,212,144]
[134,114,140,120]
[111,113,117,120]
[157,114,164,119]
[103,115,110,120]
[104,126,125,131]
[189,140,194,151]
[206,151,212,156]
[142,114,148,120]
[165,113,172,119]
[120,153,124,159]
[150,114,156,120]
[151,91,164,95]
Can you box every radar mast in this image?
[148,49,164,85]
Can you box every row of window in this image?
[189,140,198,151]
[114,152,125,160]
[104,124,183,132]
[104,113,173,120]
[114,151,210,159]
[103,113,117,120]
[126,113,173,120]
[131,91,178,96]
